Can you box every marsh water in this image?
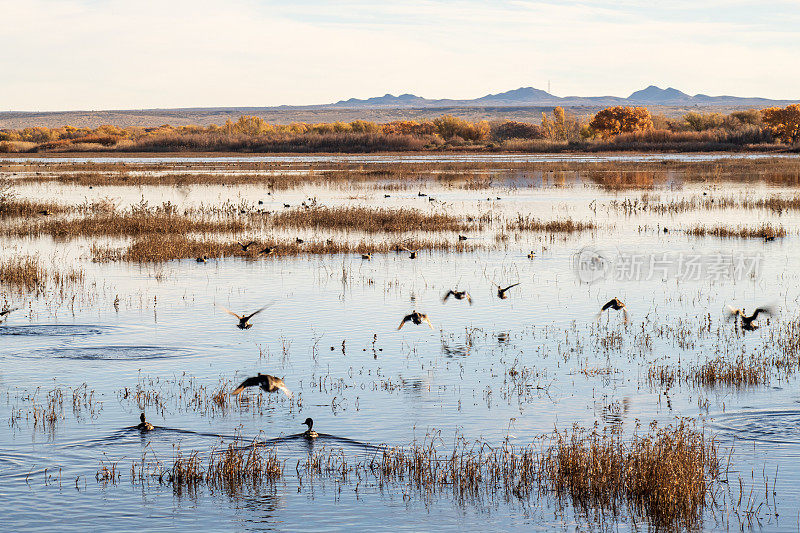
[3,154,800,531]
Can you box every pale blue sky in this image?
[1,0,798,110]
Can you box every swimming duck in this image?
[196,255,208,263]
[401,246,418,259]
[496,283,520,299]
[231,373,292,397]
[302,418,318,438]
[726,305,772,330]
[296,238,304,244]
[598,298,629,324]
[458,235,468,241]
[398,311,433,330]
[527,251,535,259]
[443,290,472,305]
[361,253,372,260]
[219,304,271,329]
[238,241,256,252]
[137,413,154,432]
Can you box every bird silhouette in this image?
[443,290,472,305]
[231,373,292,397]
[302,417,318,438]
[726,305,772,330]
[597,298,629,324]
[259,246,276,256]
[219,304,272,329]
[238,241,256,252]
[361,253,372,260]
[496,283,520,299]
[137,413,154,432]
[398,311,433,330]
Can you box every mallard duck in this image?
[238,241,256,252]
[496,283,520,299]
[137,413,154,432]
[361,253,372,260]
[527,251,535,259]
[597,298,629,324]
[296,237,304,244]
[401,246,417,259]
[196,255,208,263]
[302,418,318,438]
[726,305,772,330]
[458,235,468,241]
[443,290,472,305]
[231,373,292,397]
[398,311,433,330]
[219,304,271,329]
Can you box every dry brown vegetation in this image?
[649,356,770,388]
[91,234,478,262]
[272,206,473,233]
[506,215,596,232]
[0,256,84,294]
[685,223,787,239]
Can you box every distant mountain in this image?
[324,85,796,108]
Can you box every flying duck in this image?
[219,304,271,329]
[0,307,18,323]
[496,283,520,299]
[443,290,472,305]
[726,305,772,330]
[598,298,629,323]
[398,311,433,330]
[231,373,292,397]
[238,241,256,252]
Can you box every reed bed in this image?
[685,223,787,239]
[648,355,770,389]
[506,215,596,233]
[270,206,473,233]
[544,422,719,529]
[0,255,84,294]
[92,234,478,262]
[1,212,248,238]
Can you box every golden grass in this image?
[271,206,473,233]
[506,215,596,232]
[1,212,247,238]
[0,255,84,294]
[91,235,478,262]
[544,422,718,529]
[649,355,769,388]
[685,223,787,239]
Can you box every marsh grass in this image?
[507,215,596,233]
[685,223,787,239]
[545,422,719,529]
[0,256,84,294]
[271,206,473,233]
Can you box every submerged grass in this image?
[0,255,84,294]
[506,215,596,232]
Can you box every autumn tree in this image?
[541,107,583,141]
[762,104,800,143]
[588,106,653,138]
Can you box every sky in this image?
[1,0,799,111]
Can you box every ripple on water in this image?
[18,345,192,361]
[709,409,800,444]
[0,324,108,336]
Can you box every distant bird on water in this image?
[302,417,318,438]
[259,246,276,256]
[219,304,271,329]
[231,373,293,397]
[137,413,154,432]
[726,305,772,330]
[361,253,372,260]
[398,311,433,330]
[496,283,520,299]
[597,298,629,324]
[238,241,256,252]
[196,255,208,263]
[443,290,472,305]
[401,246,418,259]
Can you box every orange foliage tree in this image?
[762,104,800,143]
[588,106,653,138]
